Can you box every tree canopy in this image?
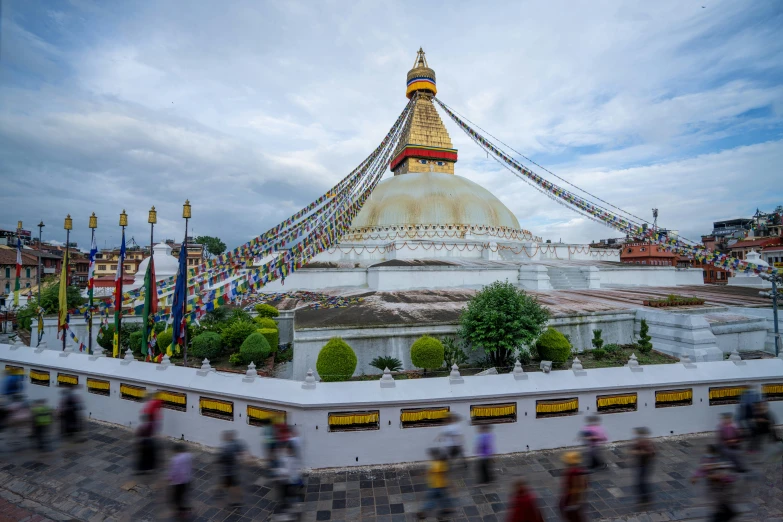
[194,235,227,258]
[459,280,550,367]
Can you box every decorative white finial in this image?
[243,361,258,382]
[11,338,25,350]
[680,354,696,368]
[627,353,643,372]
[572,356,586,376]
[302,369,317,389]
[513,360,528,380]
[449,363,463,384]
[59,343,72,357]
[380,367,395,388]
[728,350,745,365]
[120,348,134,365]
[197,358,213,376]
[89,345,105,361]
[156,354,171,370]
[34,340,47,353]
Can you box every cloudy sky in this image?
[1,1,782,251]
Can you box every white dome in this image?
[133,243,181,285]
[350,172,521,230]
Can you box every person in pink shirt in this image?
[168,443,192,520]
[581,415,608,471]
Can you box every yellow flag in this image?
[113,332,119,358]
[166,343,173,357]
[58,261,68,334]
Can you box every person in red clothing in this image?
[559,451,587,522]
[506,478,543,522]
[142,393,164,434]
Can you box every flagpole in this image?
[37,221,45,347]
[14,220,22,309]
[88,213,97,355]
[63,215,72,352]
[115,210,128,357]
[146,206,156,358]
[182,200,191,366]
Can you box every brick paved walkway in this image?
[1,420,782,521]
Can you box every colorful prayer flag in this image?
[141,255,157,356]
[13,234,21,307]
[171,240,188,352]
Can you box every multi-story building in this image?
[728,237,781,261]
[0,229,32,247]
[94,244,148,279]
[166,238,205,267]
[0,247,38,297]
[761,244,783,270]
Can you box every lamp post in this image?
[62,215,72,351]
[146,206,157,357]
[182,200,191,365]
[115,210,128,357]
[760,272,782,357]
[37,221,44,306]
[14,221,22,309]
[88,213,97,355]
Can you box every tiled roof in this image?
[730,237,781,249]
[0,248,38,266]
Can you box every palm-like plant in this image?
[369,355,403,372]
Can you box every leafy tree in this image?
[316,337,357,382]
[194,235,227,258]
[220,321,257,353]
[411,336,445,370]
[638,319,653,354]
[239,332,272,365]
[369,356,403,372]
[535,327,572,363]
[459,281,550,367]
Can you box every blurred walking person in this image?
[135,413,159,475]
[417,448,453,520]
[58,387,83,442]
[168,443,192,521]
[737,387,760,442]
[31,399,52,452]
[559,451,587,522]
[475,424,495,484]
[629,427,655,505]
[750,401,780,453]
[581,415,608,471]
[507,478,543,522]
[218,430,248,508]
[436,414,465,471]
[273,442,303,517]
[691,445,737,522]
[717,413,746,473]
[142,392,164,435]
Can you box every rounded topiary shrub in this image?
[190,332,223,359]
[410,335,445,370]
[316,337,357,382]
[239,333,272,365]
[254,303,280,319]
[156,330,173,354]
[97,324,115,351]
[257,328,279,353]
[535,327,572,363]
[254,317,278,329]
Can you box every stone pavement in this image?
[1,420,782,522]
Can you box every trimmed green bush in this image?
[410,335,445,370]
[604,343,621,353]
[221,321,258,352]
[592,348,608,360]
[535,328,572,363]
[254,303,280,318]
[228,352,243,365]
[254,317,278,329]
[257,328,279,352]
[316,337,357,382]
[156,329,173,354]
[239,333,272,365]
[638,319,653,354]
[191,332,223,360]
[129,331,143,355]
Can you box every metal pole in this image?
[773,277,780,358]
[63,229,69,352]
[37,225,43,306]
[182,218,188,366]
[148,221,154,355]
[117,226,125,356]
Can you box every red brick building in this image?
[620,242,678,266]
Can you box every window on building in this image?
[3,283,8,293]
[26,282,30,288]
[26,268,30,278]
[4,267,9,278]
[642,261,646,264]
[703,271,707,279]
[110,265,117,270]
[98,265,106,271]
[640,247,645,252]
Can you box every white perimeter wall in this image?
[3,344,780,469]
[599,267,703,287]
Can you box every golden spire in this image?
[391,49,457,176]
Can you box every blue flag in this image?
[171,243,188,352]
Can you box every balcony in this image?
[43,267,56,274]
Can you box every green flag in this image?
[141,256,157,357]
